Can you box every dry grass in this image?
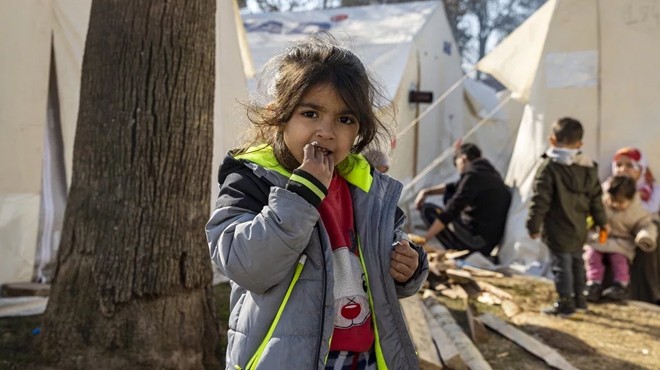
[434,275,660,370]
[3,279,658,369]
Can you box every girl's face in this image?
[607,194,632,211]
[614,156,642,180]
[283,83,360,167]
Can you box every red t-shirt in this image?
[319,174,374,353]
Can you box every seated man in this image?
[414,143,512,257]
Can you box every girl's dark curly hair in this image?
[238,33,393,171]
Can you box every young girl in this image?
[584,175,657,302]
[607,147,660,303]
[611,147,660,213]
[206,35,428,370]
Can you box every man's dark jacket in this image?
[437,158,512,251]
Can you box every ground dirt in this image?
[0,284,231,370]
[435,274,660,370]
[1,278,658,369]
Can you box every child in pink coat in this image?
[584,176,657,301]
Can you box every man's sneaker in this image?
[541,297,575,316]
[584,282,603,303]
[575,294,588,312]
[602,282,628,301]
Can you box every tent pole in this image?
[595,0,603,159]
[413,51,421,177]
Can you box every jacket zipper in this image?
[315,226,327,368]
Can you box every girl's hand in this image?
[390,240,419,283]
[297,142,334,188]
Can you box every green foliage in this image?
[444,0,547,68]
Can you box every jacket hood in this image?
[220,145,374,193]
[545,148,594,167]
[465,158,503,186]
[467,158,497,174]
[545,147,578,166]
[541,152,599,194]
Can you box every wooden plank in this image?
[479,313,579,370]
[428,262,446,278]
[0,297,48,317]
[466,300,489,343]
[444,250,471,260]
[429,259,453,275]
[458,281,482,298]
[477,281,513,300]
[446,268,474,284]
[427,251,448,264]
[627,300,660,313]
[408,233,428,247]
[400,295,442,369]
[423,291,492,370]
[477,292,502,306]
[501,299,522,318]
[437,285,467,300]
[421,300,467,370]
[419,358,442,370]
[462,265,505,278]
[427,272,446,291]
[1,282,50,297]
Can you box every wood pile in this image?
[400,237,579,370]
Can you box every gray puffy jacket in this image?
[206,148,428,369]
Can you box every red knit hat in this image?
[612,147,655,202]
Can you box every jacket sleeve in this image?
[634,213,658,252]
[205,170,321,294]
[437,174,480,226]
[526,161,553,234]
[589,165,608,227]
[444,181,457,196]
[393,207,429,298]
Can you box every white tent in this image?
[462,79,523,177]
[243,2,522,195]
[477,0,660,275]
[242,1,467,186]
[0,0,249,286]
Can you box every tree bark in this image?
[41,1,219,369]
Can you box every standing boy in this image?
[526,117,608,316]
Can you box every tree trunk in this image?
[41,1,219,369]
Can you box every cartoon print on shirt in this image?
[332,244,370,329]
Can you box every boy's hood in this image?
[541,150,599,194]
[545,147,594,167]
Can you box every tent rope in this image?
[396,73,471,140]
[400,93,513,201]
